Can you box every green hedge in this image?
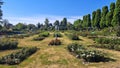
[67,43,111,62]
[0,39,18,50]
[0,47,37,65]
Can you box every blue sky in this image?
[2,0,116,25]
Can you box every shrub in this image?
[68,34,80,40]
[67,43,85,52]
[48,38,61,46]
[39,32,49,37]
[79,32,89,37]
[33,37,45,41]
[12,35,24,39]
[95,38,120,45]
[92,44,120,51]
[0,47,37,65]
[53,32,62,37]
[116,26,120,37]
[0,39,18,50]
[67,43,111,62]
[81,50,109,62]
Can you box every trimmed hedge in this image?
[0,39,18,50]
[0,47,37,65]
[67,43,111,62]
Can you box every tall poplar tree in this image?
[100,6,109,28]
[106,2,115,27]
[112,0,120,26]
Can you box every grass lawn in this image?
[0,32,120,68]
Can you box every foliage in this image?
[0,39,18,50]
[112,0,120,26]
[11,35,24,39]
[106,3,115,27]
[100,6,109,28]
[39,32,49,37]
[14,23,27,31]
[48,38,61,46]
[69,34,80,40]
[0,47,37,65]
[94,9,101,28]
[33,36,45,41]
[9,34,31,39]
[92,11,96,27]
[53,32,62,37]
[67,43,111,62]
[116,26,120,37]
[95,38,120,45]
[74,19,83,30]
[92,44,120,51]
[66,33,80,40]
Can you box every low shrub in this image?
[67,34,80,40]
[116,26,120,37]
[0,39,18,50]
[48,38,61,46]
[53,32,62,37]
[12,35,24,39]
[39,32,49,37]
[95,38,120,45]
[33,37,45,41]
[67,43,111,62]
[92,44,120,51]
[81,50,109,62]
[0,47,37,65]
[79,31,98,37]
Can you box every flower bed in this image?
[48,38,61,46]
[0,39,18,50]
[0,47,37,65]
[67,43,111,62]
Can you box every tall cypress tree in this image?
[112,0,120,26]
[87,14,91,27]
[95,9,101,29]
[83,15,87,27]
[106,2,115,27]
[92,11,96,27]
[100,6,109,28]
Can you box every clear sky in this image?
[2,0,116,25]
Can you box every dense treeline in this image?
[0,0,120,36]
[74,0,120,30]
